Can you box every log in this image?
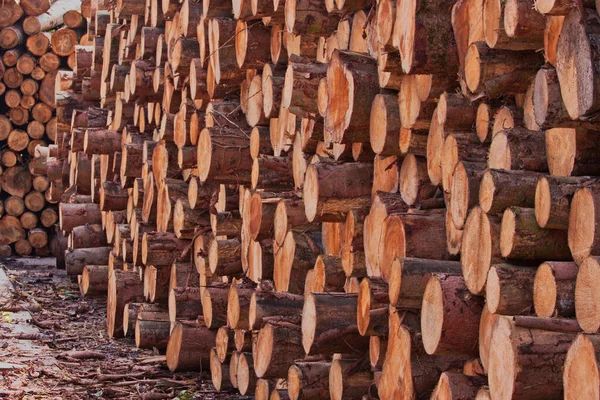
[555,9,600,120]
[208,238,243,277]
[486,263,536,315]
[226,282,255,330]
[533,261,578,318]
[107,269,144,338]
[0,0,23,29]
[379,307,467,398]
[421,274,484,356]
[399,154,436,206]
[387,257,462,307]
[249,287,304,330]
[70,224,107,249]
[254,320,306,378]
[377,211,452,280]
[479,169,539,215]
[325,50,379,143]
[464,42,543,98]
[356,277,389,336]
[80,265,108,296]
[284,0,339,35]
[274,231,321,294]
[568,188,600,264]
[135,309,171,350]
[546,127,600,177]
[563,333,600,400]
[500,206,571,260]
[328,358,372,400]
[168,287,202,327]
[28,228,48,248]
[574,256,600,332]
[461,206,502,294]
[430,372,486,400]
[287,361,331,400]
[449,162,484,230]
[487,315,576,400]
[210,347,233,391]
[197,126,253,184]
[303,162,372,222]
[488,128,547,172]
[65,247,112,276]
[283,55,326,119]
[301,292,368,355]
[141,232,190,266]
[535,175,600,230]
[59,203,102,233]
[165,322,216,371]
[202,283,229,329]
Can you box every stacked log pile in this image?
[48,0,600,398]
[0,0,88,257]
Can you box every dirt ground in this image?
[0,258,244,399]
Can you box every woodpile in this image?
[50,0,600,398]
[0,0,87,257]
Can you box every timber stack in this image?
[48,0,600,398]
[0,0,89,258]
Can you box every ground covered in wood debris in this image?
[0,258,242,399]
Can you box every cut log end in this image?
[487,317,517,400]
[421,275,443,355]
[563,334,600,400]
[575,256,600,333]
[464,43,481,93]
[499,208,516,258]
[254,323,274,377]
[302,164,319,222]
[300,294,316,354]
[534,176,551,228]
[568,188,596,264]
[533,262,558,318]
[461,206,495,295]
